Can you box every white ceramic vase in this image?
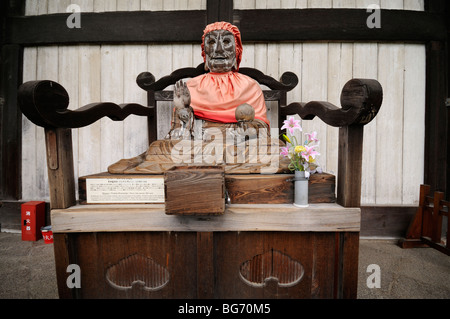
[294,170,308,207]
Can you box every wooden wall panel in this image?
[20,0,427,208]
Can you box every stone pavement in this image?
[0,231,449,299]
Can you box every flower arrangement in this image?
[280,116,321,174]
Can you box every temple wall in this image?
[21,0,426,206]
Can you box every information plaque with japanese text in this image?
[85,178,165,204]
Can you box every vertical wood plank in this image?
[424,41,448,195]
[353,43,378,205]
[332,0,356,8]
[22,0,40,201]
[58,46,79,196]
[301,43,328,170]
[376,44,405,204]
[402,44,426,205]
[403,0,424,10]
[36,0,48,14]
[53,233,74,299]
[100,44,124,171]
[147,44,173,139]
[266,43,279,126]
[308,0,332,8]
[279,42,302,131]
[36,46,59,199]
[25,0,39,15]
[78,45,102,178]
[77,0,95,12]
[0,44,23,199]
[197,232,214,298]
[233,0,256,9]
[355,0,379,8]
[327,43,353,177]
[47,0,69,13]
[340,232,359,299]
[123,45,148,158]
[140,0,163,10]
[380,0,403,9]
[117,0,140,10]
[21,47,38,200]
[310,233,336,298]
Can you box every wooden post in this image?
[44,128,76,209]
[337,125,364,207]
[405,184,430,240]
[424,39,447,195]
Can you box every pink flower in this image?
[305,131,319,143]
[301,144,320,162]
[281,116,302,135]
[280,146,289,157]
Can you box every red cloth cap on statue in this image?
[201,21,243,70]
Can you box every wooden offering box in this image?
[164,166,225,215]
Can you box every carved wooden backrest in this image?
[18,64,382,210]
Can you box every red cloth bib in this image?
[187,71,269,125]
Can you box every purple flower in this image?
[301,144,320,162]
[305,131,319,143]
[281,116,302,135]
[280,146,289,157]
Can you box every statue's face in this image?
[204,29,236,73]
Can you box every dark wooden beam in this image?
[0,0,25,200]
[6,10,207,45]
[234,9,446,42]
[4,9,446,46]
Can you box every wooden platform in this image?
[52,203,359,233]
[51,203,360,299]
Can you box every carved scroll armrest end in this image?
[136,72,156,91]
[19,80,152,129]
[281,78,383,127]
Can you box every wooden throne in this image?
[18,63,382,299]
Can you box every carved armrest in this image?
[281,78,383,127]
[18,80,152,129]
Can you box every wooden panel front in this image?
[213,232,337,299]
[54,231,358,299]
[55,232,198,299]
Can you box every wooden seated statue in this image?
[17,21,383,210]
[108,21,290,175]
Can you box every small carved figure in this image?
[166,80,194,139]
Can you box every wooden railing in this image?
[399,184,450,256]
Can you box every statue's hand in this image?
[174,80,191,110]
